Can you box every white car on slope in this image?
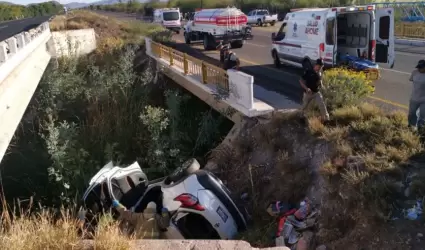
[81,158,248,239]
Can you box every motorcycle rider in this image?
[223,47,240,70]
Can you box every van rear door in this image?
[324,10,337,66]
[374,8,395,68]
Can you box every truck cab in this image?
[271,6,395,73]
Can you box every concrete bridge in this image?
[0,20,294,164]
[0,19,96,163]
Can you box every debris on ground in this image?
[270,198,318,249]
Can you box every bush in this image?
[322,68,375,110]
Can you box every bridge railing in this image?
[395,22,425,38]
[151,41,230,92]
[0,22,50,65]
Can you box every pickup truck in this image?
[246,9,278,26]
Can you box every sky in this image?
[8,0,98,4]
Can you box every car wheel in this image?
[270,21,276,26]
[168,158,200,183]
[176,30,180,34]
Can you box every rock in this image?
[296,231,314,250]
[417,233,423,238]
[316,245,327,250]
[404,187,411,197]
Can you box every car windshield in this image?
[163,11,180,21]
[257,10,268,15]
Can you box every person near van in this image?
[112,200,168,239]
[299,59,329,122]
[223,48,240,70]
[408,59,425,129]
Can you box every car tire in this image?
[176,30,180,34]
[270,21,276,26]
[168,158,200,183]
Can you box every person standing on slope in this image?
[408,59,425,130]
[299,59,329,122]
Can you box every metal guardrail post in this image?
[183,53,188,75]
[169,47,174,66]
[201,62,208,84]
[159,44,163,58]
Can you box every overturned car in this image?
[80,158,247,239]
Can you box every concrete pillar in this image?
[6,37,17,54]
[24,32,31,44]
[15,34,25,50]
[0,42,7,63]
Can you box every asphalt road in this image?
[0,16,52,42]
[91,12,425,111]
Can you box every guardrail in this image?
[395,22,425,38]
[150,41,230,93]
[0,22,50,65]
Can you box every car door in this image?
[375,8,395,68]
[325,11,337,66]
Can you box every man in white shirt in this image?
[408,59,425,129]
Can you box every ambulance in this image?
[153,8,182,34]
[270,5,395,71]
[184,7,253,50]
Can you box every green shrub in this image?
[322,68,375,111]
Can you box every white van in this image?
[271,5,395,70]
[153,8,182,34]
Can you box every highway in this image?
[170,24,425,111]
[0,16,52,42]
[2,13,421,111]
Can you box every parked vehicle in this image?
[153,8,182,34]
[81,158,248,240]
[247,9,278,26]
[270,5,395,72]
[183,7,253,50]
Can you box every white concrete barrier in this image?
[0,22,51,84]
[49,29,96,58]
[144,38,274,118]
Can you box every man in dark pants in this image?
[223,48,240,70]
[217,42,229,68]
[299,59,329,122]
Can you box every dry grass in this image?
[49,10,166,53]
[210,102,425,248]
[0,207,131,250]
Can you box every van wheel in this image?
[257,19,263,26]
[272,50,281,68]
[176,30,180,35]
[231,40,244,49]
[167,158,200,183]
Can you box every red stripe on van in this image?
[272,41,301,48]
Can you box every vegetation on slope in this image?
[209,70,425,249]
[0,11,231,248]
[0,1,63,21]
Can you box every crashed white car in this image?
[81,158,247,239]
